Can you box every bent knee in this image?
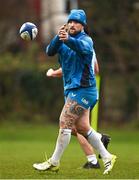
[59,119,74,130]
[71,127,77,136]
[76,126,89,137]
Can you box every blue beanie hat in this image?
[67,9,87,26]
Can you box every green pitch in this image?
[0,124,139,179]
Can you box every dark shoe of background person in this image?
[83,161,100,169]
[99,134,111,159]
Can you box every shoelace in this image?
[44,152,52,167]
[44,152,48,161]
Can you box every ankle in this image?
[49,158,59,166]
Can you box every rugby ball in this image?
[19,22,38,41]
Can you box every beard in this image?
[69,28,81,36]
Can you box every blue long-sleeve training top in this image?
[46,31,96,91]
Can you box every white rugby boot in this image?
[33,158,60,172]
[103,155,117,174]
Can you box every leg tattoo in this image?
[60,99,85,129]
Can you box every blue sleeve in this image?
[46,35,63,56]
[64,36,93,55]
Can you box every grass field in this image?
[0,123,139,179]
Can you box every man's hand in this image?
[46,68,62,78]
[58,24,69,42]
[46,68,54,77]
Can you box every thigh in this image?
[75,108,90,135]
[59,98,86,129]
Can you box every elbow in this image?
[46,47,55,56]
[94,62,99,74]
[47,51,55,56]
[95,69,99,75]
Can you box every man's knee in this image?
[71,127,77,136]
[76,126,88,137]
